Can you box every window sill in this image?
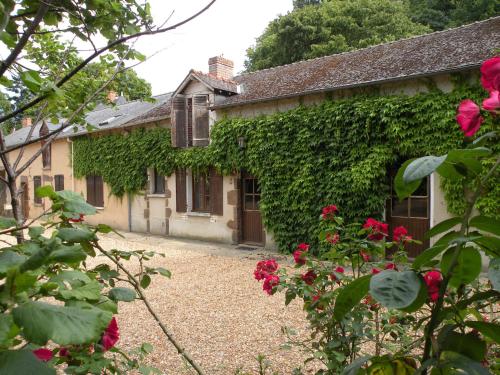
[42,166,51,171]
[187,211,211,217]
[147,194,167,198]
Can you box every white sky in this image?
[132,0,293,95]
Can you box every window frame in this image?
[191,172,211,213]
[33,176,42,204]
[54,174,64,191]
[152,168,165,195]
[86,175,104,208]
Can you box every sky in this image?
[132,0,293,95]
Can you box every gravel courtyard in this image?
[94,232,322,374]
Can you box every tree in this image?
[244,0,430,72]
[293,0,322,9]
[408,0,499,31]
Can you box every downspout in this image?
[128,192,132,232]
[68,138,75,191]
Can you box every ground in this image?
[93,232,323,374]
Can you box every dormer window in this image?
[171,94,209,148]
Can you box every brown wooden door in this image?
[241,173,263,245]
[21,182,29,219]
[386,177,430,258]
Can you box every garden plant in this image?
[254,56,500,374]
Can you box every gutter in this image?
[210,64,480,110]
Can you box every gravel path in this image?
[93,232,323,374]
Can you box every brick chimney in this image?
[208,56,234,80]
[21,117,32,128]
[106,90,118,103]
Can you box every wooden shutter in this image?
[175,169,187,212]
[193,95,209,147]
[95,175,104,207]
[187,98,193,147]
[54,175,64,191]
[33,176,42,204]
[86,176,95,206]
[210,168,223,216]
[171,97,187,148]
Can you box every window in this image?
[152,168,165,194]
[42,141,51,169]
[54,174,64,191]
[391,177,429,219]
[171,95,209,148]
[192,173,211,212]
[86,175,104,207]
[33,176,42,204]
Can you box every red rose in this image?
[330,266,344,281]
[385,263,397,271]
[393,226,412,244]
[456,99,484,137]
[312,294,324,310]
[335,266,344,273]
[301,270,317,285]
[33,348,53,362]
[424,270,442,302]
[483,90,500,114]
[363,295,380,311]
[321,204,338,220]
[254,259,279,281]
[480,56,500,92]
[262,274,280,295]
[360,251,370,262]
[69,213,85,223]
[363,218,388,241]
[326,232,340,244]
[101,317,119,351]
[59,347,70,357]
[372,268,381,275]
[293,243,309,265]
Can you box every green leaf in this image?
[58,280,102,301]
[13,301,111,345]
[341,355,371,375]
[465,321,500,344]
[57,228,96,243]
[438,330,486,362]
[472,236,500,258]
[0,250,26,275]
[48,245,86,263]
[438,351,490,375]
[20,70,43,92]
[403,155,446,184]
[471,131,497,147]
[412,245,447,270]
[96,224,113,233]
[285,290,296,306]
[441,247,482,288]
[0,350,55,375]
[394,159,421,199]
[369,270,421,309]
[0,216,16,229]
[109,287,136,302]
[140,274,151,289]
[28,226,44,239]
[56,191,96,215]
[36,185,56,199]
[156,267,171,278]
[49,270,91,285]
[425,218,462,240]
[400,276,427,313]
[469,215,500,237]
[334,274,371,320]
[0,314,18,346]
[488,258,500,292]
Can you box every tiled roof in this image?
[214,17,500,109]
[191,71,239,94]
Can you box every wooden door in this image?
[386,177,430,258]
[21,182,29,219]
[241,173,263,245]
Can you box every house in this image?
[2,17,499,253]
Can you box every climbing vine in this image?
[73,84,499,250]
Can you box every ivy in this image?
[73,85,499,251]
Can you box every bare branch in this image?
[0,0,217,125]
[0,1,51,78]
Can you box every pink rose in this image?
[254,259,279,281]
[482,90,500,114]
[262,274,280,295]
[456,99,484,137]
[33,348,53,362]
[363,218,388,241]
[301,270,317,285]
[480,56,500,92]
[101,317,119,351]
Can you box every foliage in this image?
[73,84,499,251]
[0,186,169,374]
[244,0,429,72]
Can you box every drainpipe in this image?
[68,138,75,191]
[127,192,132,232]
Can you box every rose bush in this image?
[254,56,500,374]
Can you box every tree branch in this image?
[0,0,217,126]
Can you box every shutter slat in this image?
[193,95,209,147]
[86,176,94,206]
[172,97,187,148]
[210,168,223,216]
[96,176,104,207]
[176,169,187,213]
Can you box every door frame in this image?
[239,171,265,246]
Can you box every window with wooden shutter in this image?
[42,141,51,169]
[86,175,104,207]
[54,175,64,191]
[171,96,187,148]
[175,169,187,212]
[192,172,210,212]
[33,176,42,204]
[187,98,193,147]
[193,95,209,147]
[210,168,223,216]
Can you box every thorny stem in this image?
[421,157,499,372]
[93,241,206,375]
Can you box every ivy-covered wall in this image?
[73,85,498,251]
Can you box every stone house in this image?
[2,17,499,252]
